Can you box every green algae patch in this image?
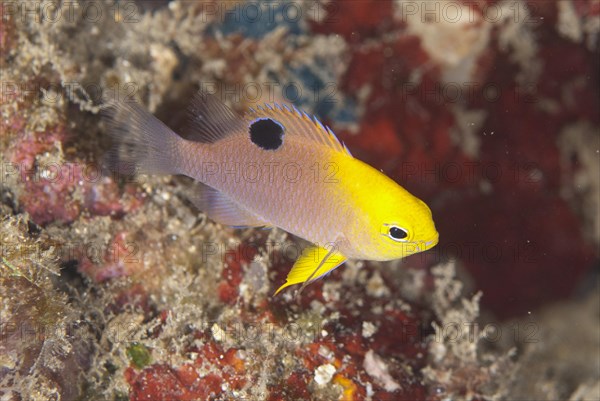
[126,343,152,369]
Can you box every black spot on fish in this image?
[249,118,284,150]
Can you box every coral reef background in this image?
[0,1,598,400]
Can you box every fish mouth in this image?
[414,233,439,252]
[425,233,439,247]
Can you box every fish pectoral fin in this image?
[274,245,347,295]
[188,182,268,228]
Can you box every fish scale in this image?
[192,136,343,244]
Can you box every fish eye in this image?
[388,226,409,241]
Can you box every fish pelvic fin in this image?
[274,245,347,295]
[103,98,184,176]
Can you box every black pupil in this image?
[390,226,407,240]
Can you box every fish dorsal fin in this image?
[186,91,245,143]
[245,104,352,156]
[274,245,346,295]
[187,182,268,228]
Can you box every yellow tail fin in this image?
[274,245,346,295]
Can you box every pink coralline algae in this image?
[4,119,143,226]
[77,231,146,282]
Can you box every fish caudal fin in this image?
[274,245,346,295]
[103,99,183,176]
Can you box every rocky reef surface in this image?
[1,1,598,400]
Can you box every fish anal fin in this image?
[188,183,267,228]
[274,245,346,295]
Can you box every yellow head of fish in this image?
[332,153,439,262]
